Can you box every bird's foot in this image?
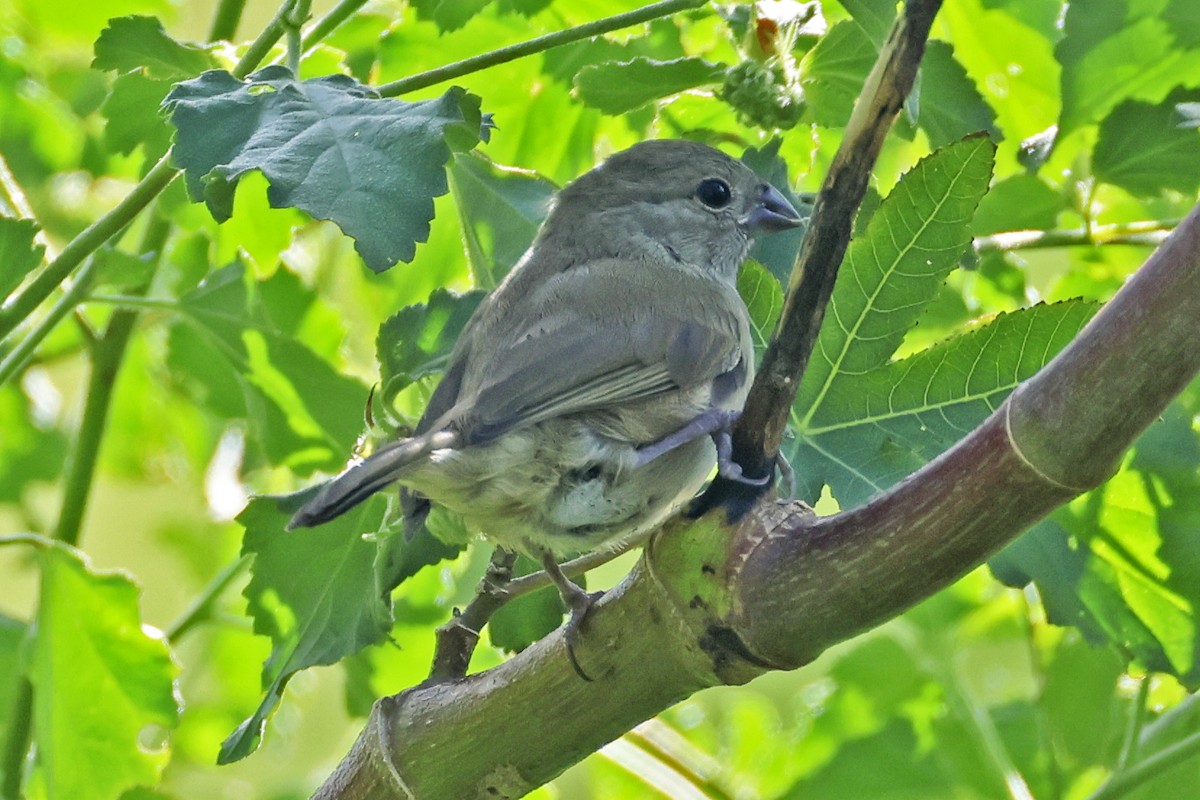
[541,552,603,681]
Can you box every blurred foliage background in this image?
[1,0,1199,798]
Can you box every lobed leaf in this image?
[92,15,213,79]
[163,67,485,271]
[1093,91,1200,198]
[0,217,44,299]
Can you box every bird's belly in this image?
[404,415,716,559]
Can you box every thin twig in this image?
[376,0,707,97]
[427,549,518,682]
[165,555,254,643]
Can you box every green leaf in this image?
[972,174,1063,236]
[1056,0,1200,136]
[101,71,174,157]
[0,217,44,299]
[993,391,1200,689]
[737,261,783,360]
[917,41,1000,148]
[574,57,725,115]
[0,385,68,503]
[0,614,26,734]
[800,20,878,127]
[789,136,1001,503]
[541,19,685,87]
[448,152,555,287]
[29,546,179,799]
[92,15,213,80]
[163,67,485,271]
[222,494,393,763]
[1094,91,1200,197]
[409,0,490,32]
[376,287,486,405]
[837,0,897,46]
[168,261,368,473]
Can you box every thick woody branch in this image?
[729,0,943,479]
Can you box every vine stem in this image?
[1087,731,1200,800]
[376,0,708,97]
[0,256,99,387]
[974,220,1179,254]
[208,0,248,41]
[165,555,253,643]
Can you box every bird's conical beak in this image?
[743,183,803,232]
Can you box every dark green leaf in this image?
[799,21,878,127]
[917,41,1000,148]
[542,19,685,87]
[30,547,179,797]
[0,217,43,298]
[409,0,490,32]
[1094,91,1200,197]
[92,15,213,80]
[837,0,897,46]
[575,57,725,115]
[448,152,555,287]
[221,494,393,762]
[163,67,485,271]
[376,287,486,404]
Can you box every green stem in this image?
[1088,731,1200,800]
[165,555,253,643]
[1116,677,1151,770]
[376,0,707,97]
[0,257,99,387]
[0,155,176,343]
[233,0,299,79]
[974,220,1179,254]
[0,683,31,800]
[284,0,312,75]
[301,0,367,51]
[208,0,248,41]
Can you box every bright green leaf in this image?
[1094,91,1200,197]
[100,71,174,157]
[30,546,178,799]
[376,287,486,406]
[972,174,1064,236]
[574,57,725,115]
[737,261,783,359]
[409,0,490,32]
[448,152,555,287]
[800,20,878,127]
[92,15,213,80]
[917,41,1000,148]
[163,68,485,271]
[221,494,393,762]
[0,217,44,299]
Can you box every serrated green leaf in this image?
[800,20,878,127]
[29,546,179,799]
[575,57,725,115]
[541,19,685,87]
[789,137,1000,503]
[101,71,174,157]
[376,288,486,405]
[163,67,485,271]
[1094,91,1200,197]
[737,261,783,359]
[917,41,1000,148]
[222,494,393,762]
[0,217,44,298]
[169,261,368,473]
[448,152,555,287]
[409,0,490,31]
[1057,0,1200,136]
[797,300,1097,505]
[92,15,213,80]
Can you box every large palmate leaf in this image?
[163,67,486,271]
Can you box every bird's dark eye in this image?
[695,178,733,209]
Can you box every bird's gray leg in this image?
[541,551,603,681]
[635,409,774,487]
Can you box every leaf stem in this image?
[975,220,1179,254]
[1116,676,1151,770]
[284,0,313,75]
[301,0,369,50]
[1088,730,1200,800]
[233,0,299,79]
[165,555,253,643]
[0,155,176,343]
[208,0,248,42]
[0,256,99,387]
[376,0,708,97]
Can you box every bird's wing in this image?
[454,259,747,445]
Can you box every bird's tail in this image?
[287,429,459,530]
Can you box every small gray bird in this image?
[289,139,801,615]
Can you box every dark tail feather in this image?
[286,430,458,529]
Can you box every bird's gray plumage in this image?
[289,139,801,559]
